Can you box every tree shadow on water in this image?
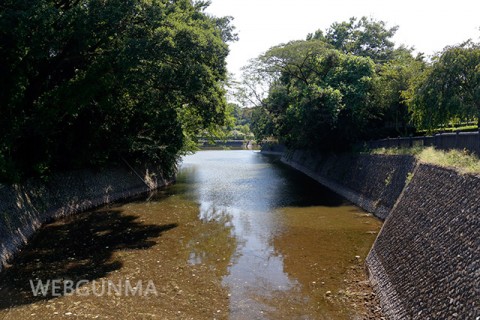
[0,209,177,309]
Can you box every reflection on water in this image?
[0,150,381,319]
[178,151,382,319]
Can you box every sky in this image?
[205,0,480,77]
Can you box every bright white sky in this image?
[205,0,480,77]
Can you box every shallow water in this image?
[0,151,382,319]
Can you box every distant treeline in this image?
[239,17,479,151]
[197,104,254,141]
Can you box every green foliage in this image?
[198,103,254,141]
[247,16,479,151]
[246,17,404,150]
[251,106,275,142]
[407,41,480,132]
[250,39,377,150]
[0,0,234,182]
[372,47,427,135]
[323,16,398,63]
[371,146,480,175]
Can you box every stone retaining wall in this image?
[261,143,286,156]
[276,149,479,319]
[281,150,416,220]
[367,164,479,319]
[0,164,171,273]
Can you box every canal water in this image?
[0,151,382,319]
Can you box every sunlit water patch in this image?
[0,150,381,319]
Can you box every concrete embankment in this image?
[0,164,172,273]
[281,150,416,220]
[260,143,286,156]
[276,149,479,319]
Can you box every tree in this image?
[0,0,234,182]
[372,47,427,136]
[407,41,480,131]
[249,40,377,150]
[321,16,398,63]
[251,106,275,142]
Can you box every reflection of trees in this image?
[187,202,238,278]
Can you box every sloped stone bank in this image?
[276,149,479,319]
[281,150,416,220]
[367,164,479,319]
[0,165,171,273]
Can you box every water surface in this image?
[0,150,381,319]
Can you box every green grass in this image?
[370,146,480,175]
[417,124,478,135]
[370,146,425,156]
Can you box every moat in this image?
[0,151,382,319]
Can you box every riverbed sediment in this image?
[0,151,382,319]
[278,149,479,319]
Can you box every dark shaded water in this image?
[0,151,381,319]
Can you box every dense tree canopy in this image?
[247,17,479,150]
[407,41,480,131]
[372,48,426,135]
[0,0,235,182]
[248,18,396,150]
[272,45,376,149]
[198,103,254,141]
[248,39,378,150]
[308,16,398,63]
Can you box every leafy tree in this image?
[310,16,398,63]
[229,103,253,127]
[244,17,401,149]
[197,103,255,141]
[406,41,480,131]
[251,106,275,142]
[250,40,377,150]
[0,0,234,182]
[242,17,478,151]
[372,47,427,135]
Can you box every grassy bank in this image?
[369,146,480,175]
